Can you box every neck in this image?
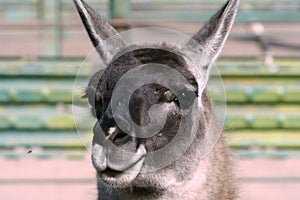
[109,158,210,200]
[97,138,237,200]
[97,179,165,200]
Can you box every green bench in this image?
[0,58,300,159]
[0,59,92,159]
[0,0,299,159]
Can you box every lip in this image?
[97,155,146,187]
[93,142,147,187]
[99,153,144,176]
[100,167,124,178]
[106,143,146,172]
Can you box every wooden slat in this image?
[0,59,299,104]
[236,149,300,159]
[0,59,93,77]
[130,10,300,23]
[130,0,300,10]
[0,0,37,3]
[129,0,300,23]
[221,85,300,104]
[8,83,300,104]
[229,131,300,149]
[131,0,300,4]
[0,150,86,159]
[226,105,300,129]
[0,147,86,159]
[1,104,300,130]
[0,105,93,130]
[0,131,91,149]
[0,74,88,103]
[1,58,299,77]
[217,59,300,77]
[1,0,299,23]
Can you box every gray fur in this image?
[73,0,126,64]
[74,0,240,199]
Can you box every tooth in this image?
[108,127,116,134]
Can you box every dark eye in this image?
[163,89,197,109]
[179,90,196,109]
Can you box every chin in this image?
[98,170,135,188]
[95,157,145,189]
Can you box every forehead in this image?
[104,47,196,84]
[94,47,200,110]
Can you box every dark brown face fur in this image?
[91,48,198,153]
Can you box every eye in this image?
[163,89,197,109]
[154,86,164,95]
[154,88,160,94]
[179,90,196,109]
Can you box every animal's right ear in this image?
[73,0,126,64]
[187,0,239,68]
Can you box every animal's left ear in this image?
[73,0,126,65]
[187,0,239,68]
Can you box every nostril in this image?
[113,132,129,144]
[110,129,133,146]
[111,115,134,145]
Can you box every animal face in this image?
[98,47,200,146]
[74,0,239,190]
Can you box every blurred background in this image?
[0,0,300,199]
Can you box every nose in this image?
[107,114,134,146]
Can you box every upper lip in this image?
[95,143,147,173]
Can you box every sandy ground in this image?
[0,156,300,200]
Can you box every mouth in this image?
[92,142,146,188]
[101,168,124,177]
[97,155,145,188]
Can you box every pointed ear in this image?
[73,0,126,64]
[187,0,239,67]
